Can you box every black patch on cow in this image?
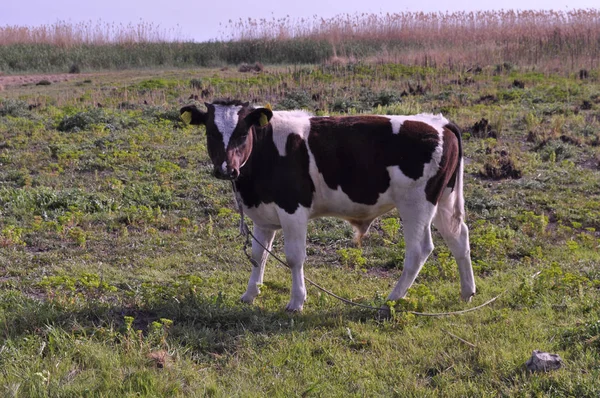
[180,105,207,125]
[444,122,463,190]
[425,124,461,204]
[235,125,315,214]
[308,116,440,205]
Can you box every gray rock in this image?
[525,350,563,372]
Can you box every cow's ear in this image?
[245,107,273,128]
[180,105,207,125]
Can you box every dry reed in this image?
[0,20,185,46]
[2,10,600,72]
[222,10,600,70]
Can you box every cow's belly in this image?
[243,202,283,229]
[309,185,395,221]
[242,165,430,228]
[309,165,427,221]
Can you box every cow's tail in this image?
[445,122,466,233]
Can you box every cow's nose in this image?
[228,167,239,180]
[213,165,239,180]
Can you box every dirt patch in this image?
[479,149,522,180]
[0,73,92,88]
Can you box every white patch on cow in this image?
[419,114,447,181]
[387,113,449,135]
[389,117,404,134]
[214,104,242,149]
[242,202,283,230]
[269,110,312,156]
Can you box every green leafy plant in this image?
[337,248,367,270]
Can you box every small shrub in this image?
[36,80,51,86]
[535,140,576,162]
[512,79,525,89]
[68,64,81,74]
[562,320,600,350]
[331,97,357,113]
[524,112,541,131]
[1,225,26,247]
[142,106,181,123]
[190,78,203,89]
[135,79,169,90]
[470,118,498,139]
[337,248,367,270]
[57,108,140,132]
[278,91,314,110]
[0,98,30,117]
[559,134,582,146]
[480,149,522,180]
[67,227,87,247]
[372,90,403,107]
[381,217,400,241]
[581,100,593,110]
[494,62,514,74]
[238,62,264,72]
[515,211,549,236]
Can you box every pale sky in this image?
[1,0,598,42]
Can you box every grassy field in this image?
[0,62,599,396]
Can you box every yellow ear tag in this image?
[258,113,268,127]
[264,103,272,111]
[180,111,192,125]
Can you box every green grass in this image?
[0,63,599,396]
[0,40,334,74]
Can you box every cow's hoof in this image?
[461,291,475,302]
[378,305,392,320]
[240,290,258,304]
[285,300,304,312]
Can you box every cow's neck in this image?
[234,124,272,187]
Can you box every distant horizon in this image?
[2,0,599,42]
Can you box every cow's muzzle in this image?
[213,166,239,180]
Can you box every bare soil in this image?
[0,72,93,89]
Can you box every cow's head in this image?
[180,100,273,180]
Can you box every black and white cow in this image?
[181,100,476,312]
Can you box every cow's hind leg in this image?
[241,225,276,304]
[432,193,476,301]
[385,200,436,305]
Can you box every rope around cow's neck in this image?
[230,181,505,317]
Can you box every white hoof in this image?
[240,288,260,304]
[461,290,475,302]
[285,299,304,312]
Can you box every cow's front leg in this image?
[241,225,276,304]
[281,219,308,312]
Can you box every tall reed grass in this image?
[1,10,599,73]
[223,10,600,70]
[0,20,184,46]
